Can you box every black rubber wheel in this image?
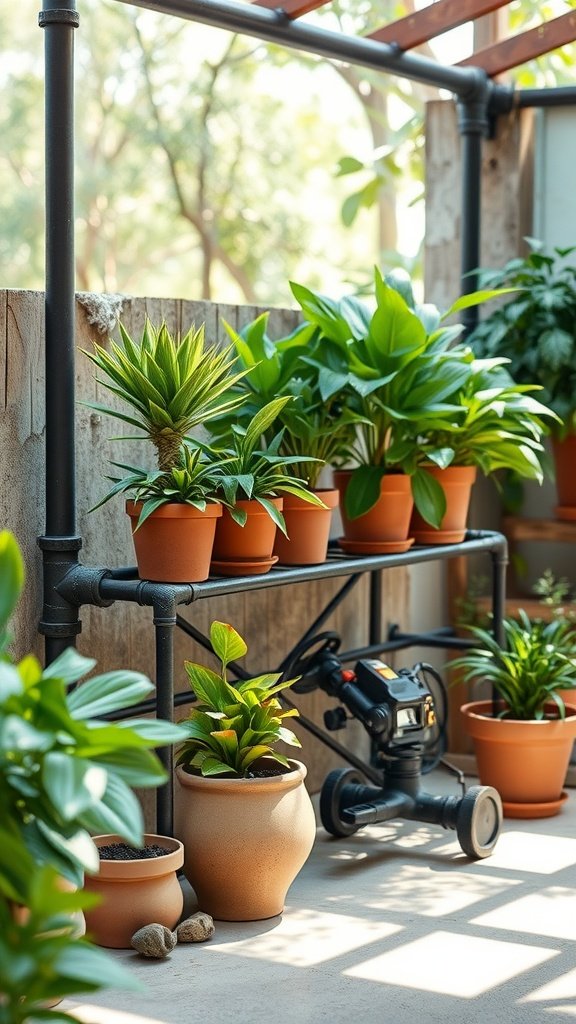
[320,768,365,837]
[456,785,503,859]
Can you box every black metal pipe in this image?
[456,90,489,335]
[38,0,81,663]
[369,571,383,646]
[154,614,176,837]
[516,86,576,109]
[113,0,487,98]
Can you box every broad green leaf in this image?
[411,468,446,529]
[67,670,154,719]
[210,621,248,668]
[42,752,108,820]
[0,530,24,634]
[42,647,97,686]
[344,465,385,519]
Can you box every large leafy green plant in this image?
[177,621,301,777]
[0,870,141,1024]
[451,609,576,721]
[290,267,506,525]
[83,318,249,470]
[207,397,326,535]
[212,315,361,487]
[0,529,184,1019]
[469,239,576,436]
[0,530,183,895]
[415,356,558,482]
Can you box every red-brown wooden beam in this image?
[368,0,510,49]
[251,0,331,18]
[458,10,576,75]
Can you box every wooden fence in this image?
[0,290,410,797]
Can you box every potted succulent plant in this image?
[206,397,327,574]
[469,239,576,517]
[453,610,576,819]
[0,529,184,1002]
[174,620,316,921]
[91,443,226,582]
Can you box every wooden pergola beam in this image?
[458,10,576,75]
[251,0,330,18]
[368,0,510,49]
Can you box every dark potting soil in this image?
[98,842,172,861]
[245,763,290,779]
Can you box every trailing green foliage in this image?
[177,621,301,777]
[469,240,576,436]
[451,609,576,721]
[83,319,249,470]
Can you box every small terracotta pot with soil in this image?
[274,489,338,565]
[83,833,184,948]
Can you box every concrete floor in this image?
[64,771,576,1024]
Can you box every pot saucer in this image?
[502,791,568,819]
[412,529,466,545]
[554,506,576,522]
[337,537,414,555]
[210,555,279,577]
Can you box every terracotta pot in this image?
[83,834,184,948]
[211,497,283,563]
[410,465,477,544]
[333,469,413,548]
[552,435,576,520]
[461,700,576,818]
[273,489,339,565]
[126,500,222,583]
[175,759,316,921]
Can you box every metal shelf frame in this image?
[57,530,507,834]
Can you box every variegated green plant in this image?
[177,621,301,777]
[83,318,249,470]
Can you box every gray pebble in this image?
[131,923,177,958]
[176,912,215,943]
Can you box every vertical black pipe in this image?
[153,602,177,837]
[369,571,383,646]
[38,0,82,663]
[456,74,490,336]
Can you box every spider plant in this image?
[83,318,249,470]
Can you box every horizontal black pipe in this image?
[516,86,576,108]
[113,0,487,98]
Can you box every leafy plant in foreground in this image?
[177,621,301,777]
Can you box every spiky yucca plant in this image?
[83,319,248,470]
